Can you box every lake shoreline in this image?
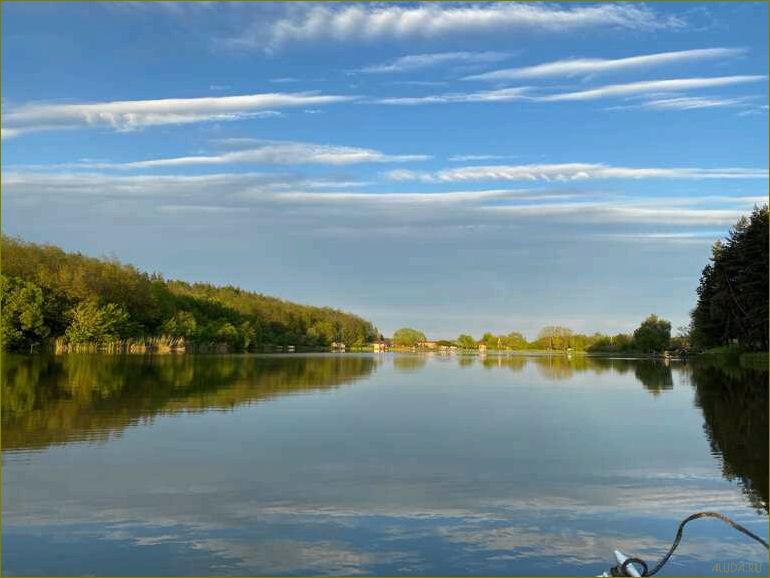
[22,345,769,363]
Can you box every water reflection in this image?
[1,353,376,452]
[468,354,674,393]
[690,359,769,512]
[393,355,428,373]
[633,361,674,395]
[2,353,767,575]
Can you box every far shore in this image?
[16,341,768,368]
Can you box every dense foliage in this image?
[397,316,674,353]
[690,205,768,352]
[587,315,671,354]
[392,327,427,347]
[456,334,477,349]
[0,236,377,352]
[480,331,527,350]
[632,314,672,353]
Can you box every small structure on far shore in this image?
[331,341,346,351]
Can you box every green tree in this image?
[1,236,378,350]
[1,275,50,351]
[392,327,426,347]
[306,320,337,345]
[64,301,132,344]
[481,332,498,349]
[536,326,573,350]
[502,331,527,350]
[632,314,671,353]
[691,206,768,351]
[456,334,477,349]
[238,321,257,350]
[215,322,240,348]
[161,311,198,340]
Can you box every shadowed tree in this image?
[632,314,671,353]
[691,205,768,351]
[1,275,50,352]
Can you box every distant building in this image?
[478,344,487,352]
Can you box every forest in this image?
[690,204,768,352]
[0,236,378,352]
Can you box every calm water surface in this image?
[2,353,767,576]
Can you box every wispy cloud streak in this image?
[376,87,531,105]
[358,51,511,74]
[375,76,765,107]
[385,163,769,183]
[56,141,429,169]
[2,92,355,136]
[539,75,765,101]
[464,48,746,81]
[232,4,683,51]
[4,170,760,229]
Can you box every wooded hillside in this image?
[1,236,378,352]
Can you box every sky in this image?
[2,2,768,339]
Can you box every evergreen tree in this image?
[691,205,768,351]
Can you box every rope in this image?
[612,511,769,577]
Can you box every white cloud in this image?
[63,141,430,169]
[156,204,250,214]
[385,163,769,183]
[273,189,572,205]
[539,75,765,101]
[464,47,746,81]
[381,80,448,87]
[358,51,511,74]
[449,154,519,162]
[376,87,531,105]
[375,76,765,107]
[234,3,682,51]
[606,231,723,244]
[633,95,752,110]
[1,171,261,197]
[5,169,762,230]
[1,128,22,139]
[1,171,367,199]
[482,203,747,226]
[2,92,355,136]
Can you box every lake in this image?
[1,353,767,576]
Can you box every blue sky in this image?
[2,2,768,339]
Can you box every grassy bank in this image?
[701,346,769,370]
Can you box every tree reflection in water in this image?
[688,359,768,513]
[2,352,766,513]
[1,353,376,452]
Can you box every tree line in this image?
[390,314,674,354]
[390,206,769,356]
[1,236,378,352]
[690,205,768,352]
